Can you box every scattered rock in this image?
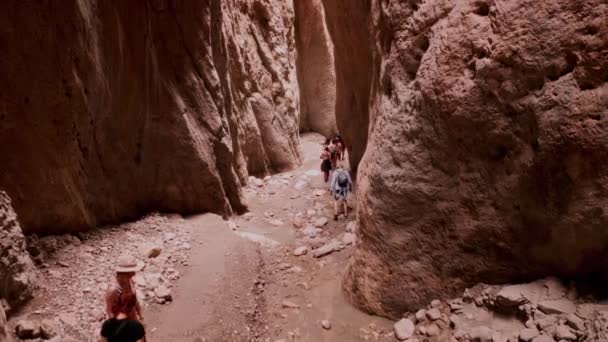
[566,313,585,331]
[40,318,58,339]
[15,319,41,339]
[426,323,440,336]
[538,299,576,315]
[519,327,540,341]
[495,285,527,307]
[531,335,554,342]
[430,299,441,308]
[415,309,427,323]
[154,285,173,302]
[250,177,264,188]
[313,217,329,227]
[426,308,442,321]
[293,246,309,256]
[312,240,343,258]
[243,213,255,221]
[345,220,357,233]
[555,324,576,340]
[292,216,306,228]
[321,320,331,330]
[227,221,238,231]
[302,225,322,238]
[282,300,300,309]
[269,219,284,227]
[141,243,162,258]
[341,232,356,245]
[393,318,415,340]
[469,326,494,342]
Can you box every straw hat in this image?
[115,254,143,273]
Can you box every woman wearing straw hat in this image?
[105,254,144,322]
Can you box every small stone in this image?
[430,299,441,308]
[341,232,356,245]
[154,285,173,301]
[393,318,415,340]
[243,213,255,221]
[538,299,576,315]
[302,225,322,238]
[250,177,264,188]
[321,320,331,330]
[346,220,357,233]
[313,189,325,197]
[57,261,69,267]
[292,216,306,228]
[40,319,58,339]
[531,335,554,342]
[519,327,540,341]
[313,217,329,227]
[426,308,442,321]
[15,319,41,339]
[227,221,238,231]
[426,323,440,336]
[312,240,342,258]
[293,246,309,256]
[142,243,162,258]
[555,325,576,340]
[565,313,585,331]
[469,326,494,342]
[269,219,284,227]
[415,309,427,323]
[281,300,299,309]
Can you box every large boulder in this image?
[0,191,37,309]
[0,0,301,234]
[327,0,608,318]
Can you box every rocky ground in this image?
[6,133,608,342]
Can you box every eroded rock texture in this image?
[0,0,300,234]
[340,0,608,318]
[0,191,37,310]
[320,0,373,172]
[295,0,337,137]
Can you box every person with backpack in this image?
[104,254,146,341]
[330,163,353,220]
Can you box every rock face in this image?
[320,0,373,172]
[334,0,608,318]
[0,0,300,234]
[295,0,337,137]
[0,191,37,309]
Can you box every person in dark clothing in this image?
[320,147,332,182]
[101,314,145,342]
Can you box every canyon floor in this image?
[9,133,608,342]
[10,133,395,342]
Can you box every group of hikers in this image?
[97,135,354,342]
[320,134,353,221]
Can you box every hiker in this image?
[320,146,332,182]
[330,163,353,220]
[328,139,338,169]
[105,254,144,323]
[100,310,146,342]
[334,134,346,161]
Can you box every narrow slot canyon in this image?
[1,0,608,341]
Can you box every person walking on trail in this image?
[105,254,146,340]
[328,139,338,169]
[330,163,353,220]
[320,146,332,182]
[334,134,346,161]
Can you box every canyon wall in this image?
[320,0,373,172]
[0,0,300,234]
[0,191,37,310]
[334,0,608,318]
[294,0,337,137]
